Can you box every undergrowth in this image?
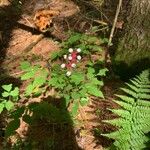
[1,31,150,150]
[0,31,108,148]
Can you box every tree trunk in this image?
[113,0,150,79]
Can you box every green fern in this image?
[102,70,150,150]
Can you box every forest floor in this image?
[0,0,124,149]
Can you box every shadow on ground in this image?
[112,58,150,81]
[6,96,82,150]
[0,1,24,147]
[0,0,22,62]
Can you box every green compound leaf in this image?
[21,71,35,80]
[64,94,71,107]
[51,51,60,60]
[21,65,40,80]
[70,73,84,85]
[71,92,81,100]
[87,36,98,43]
[71,101,79,117]
[10,87,19,97]
[33,76,47,87]
[80,97,89,106]
[79,88,87,97]
[48,78,58,86]
[91,78,104,86]
[87,67,95,79]
[25,84,34,96]
[67,33,81,45]
[97,68,108,76]
[2,84,12,92]
[65,85,73,91]
[5,119,20,137]
[101,70,150,150]
[5,101,14,111]
[2,91,10,97]
[33,87,43,96]
[86,86,104,98]
[20,61,31,71]
[0,103,5,113]
[49,76,65,89]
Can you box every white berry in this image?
[77,55,81,60]
[68,48,73,53]
[71,63,76,68]
[68,56,72,60]
[63,55,67,59]
[66,71,72,76]
[77,48,81,53]
[61,64,66,68]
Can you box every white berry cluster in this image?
[60,48,82,76]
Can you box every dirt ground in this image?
[0,0,124,149]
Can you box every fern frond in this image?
[137,100,150,107]
[108,109,131,119]
[138,93,150,99]
[130,79,141,88]
[102,129,130,140]
[120,88,137,98]
[139,88,150,93]
[113,100,133,110]
[103,118,127,128]
[125,83,139,92]
[115,94,135,104]
[101,69,150,150]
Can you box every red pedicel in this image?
[71,51,78,59]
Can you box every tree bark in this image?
[113,0,150,79]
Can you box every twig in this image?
[104,0,122,76]
[108,0,123,46]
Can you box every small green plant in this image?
[20,61,49,96]
[102,70,150,150]
[49,32,108,117]
[49,61,106,117]
[19,32,108,118]
[0,84,20,137]
[0,84,19,113]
